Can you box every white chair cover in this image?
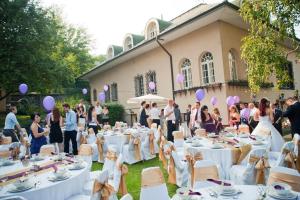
[90,170,117,200]
[141,130,157,161]
[39,144,55,156]
[120,193,133,200]
[193,160,220,189]
[140,167,170,200]
[122,131,142,164]
[111,154,124,191]
[230,148,267,185]
[2,196,28,200]
[275,142,295,167]
[172,131,184,148]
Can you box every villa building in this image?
[80,1,300,124]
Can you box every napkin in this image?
[249,135,256,141]
[274,185,285,190]
[179,190,201,196]
[207,179,231,186]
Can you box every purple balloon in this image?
[149,82,156,90]
[195,89,205,101]
[226,96,235,106]
[43,96,55,111]
[211,96,217,106]
[82,88,88,95]
[233,96,240,103]
[19,84,28,94]
[103,85,109,91]
[98,92,106,102]
[176,73,184,84]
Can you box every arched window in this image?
[180,58,192,89]
[147,22,158,39]
[228,49,238,80]
[201,52,215,85]
[124,36,133,51]
[93,89,97,102]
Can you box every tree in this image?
[240,0,300,93]
[0,0,98,101]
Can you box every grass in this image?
[91,157,177,199]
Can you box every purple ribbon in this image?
[207,179,231,186]
[179,190,201,196]
[249,135,256,141]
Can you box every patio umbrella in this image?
[127,94,169,104]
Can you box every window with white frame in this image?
[147,22,157,39]
[228,49,238,80]
[111,83,118,101]
[124,37,132,51]
[181,58,192,89]
[201,52,215,85]
[145,71,157,94]
[134,75,144,97]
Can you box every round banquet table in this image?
[172,185,300,200]
[0,158,89,200]
[183,136,269,179]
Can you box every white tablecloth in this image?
[172,185,300,200]
[0,158,89,200]
[183,136,269,179]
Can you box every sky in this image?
[40,0,223,55]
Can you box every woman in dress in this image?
[212,107,223,133]
[30,112,48,154]
[200,105,216,133]
[229,105,241,129]
[102,106,110,125]
[251,98,284,151]
[139,102,148,127]
[47,107,63,153]
[87,106,98,134]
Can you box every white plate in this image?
[30,157,44,162]
[69,164,85,170]
[220,189,239,196]
[239,134,249,138]
[252,141,264,145]
[48,174,71,182]
[268,189,298,199]
[191,143,203,147]
[8,184,34,193]
[211,145,224,149]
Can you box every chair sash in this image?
[141,168,164,188]
[249,155,270,184]
[149,131,155,155]
[117,163,128,196]
[80,133,87,145]
[92,180,114,200]
[0,136,12,145]
[194,165,219,182]
[131,136,141,161]
[186,152,203,187]
[173,131,184,140]
[238,125,250,133]
[159,136,167,169]
[195,129,206,137]
[96,136,105,161]
[78,144,93,156]
[0,150,10,158]
[268,171,300,192]
[296,141,300,173]
[282,148,297,170]
[232,144,252,164]
[106,150,117,161]
[151,123,157,129]
[11,147,20,160]
[165,145,176,184]
[147,118,153,129]
[40,145,54,156]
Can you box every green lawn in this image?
[91,157,177,199]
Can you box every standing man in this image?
[174,103,181,131]
[271,103,283,135]
[164,99,176,142]
[283,97,300,138]
[186,104,192,128]
[63,103,78,155]
[139,101,148,127]
[190,102,201,136]
[3,104,23,142]
[95,101,103,125]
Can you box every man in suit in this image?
[271,103,283,135]
[283,97,300,138]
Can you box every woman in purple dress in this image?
[200,105,216,133]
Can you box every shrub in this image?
[55,96,84,117]
[104,103,125,125]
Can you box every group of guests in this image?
[2,99,110,156]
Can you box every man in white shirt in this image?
[164,99,176,142]
[150,102,160,126]
[190,102,201,136]
[95,101,102,124]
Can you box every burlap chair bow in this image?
[96,136,105,161]
[185,152,203,187]
[92,180,114,200]
[80,133,87,145]
[232,144,252,165]
[20,137,30,156]
[282,148,297,169]
[78,144,93,156]
[11,147,20,160]
[268,170,300,192]
[159,136,167,169]
[165,145,176,184]
[117,164,128,196]
[106,150,118,161]
[249,155,270,184]
[131,136,141,161]
[149,131,155,155]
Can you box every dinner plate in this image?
[220,189,239,196]
[267,189,298,199]
[191,143,203,147]
[69,164,85,170]
[8,184,34,193]
[185,140,193,143]
[48,174,71,182]
[211,145,224,149]
[30,157,44,162]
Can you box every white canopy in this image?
[126,94,169,104]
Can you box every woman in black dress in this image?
[47,107,63,153]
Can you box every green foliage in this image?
[55,96,83,117]
[0,0,99,100]
[240,0,300,93]
[104,103,125,125]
